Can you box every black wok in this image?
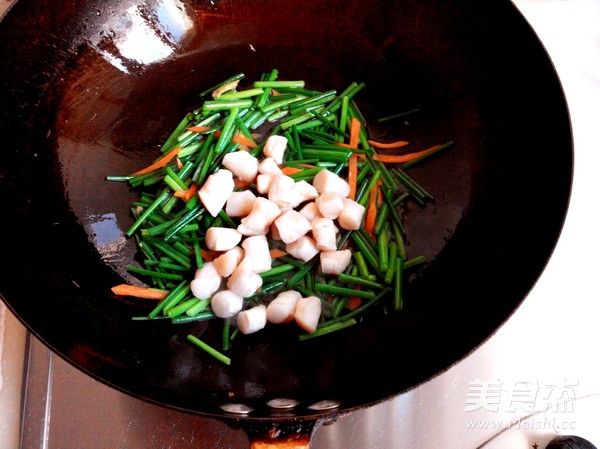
[0,0,572,446]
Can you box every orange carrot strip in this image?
[233,178,252,189]
[367,139,410,149]
[111,284,168,300]
[132,146,182,176]
[212,129,257,149]
[186,126,211,133]
[347,153,358,201]
[269,248,288,258]
[364,183,379,238]
[174,183,198,201]
[232,132,258,149]
[372,146,439,164]
[184,183,198,201]
[200,248,216,262]
[349,117,361,149]
[335,142,354,149]
[348,296,363,311]
[280,166,304,176]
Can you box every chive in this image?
[186,298,210,316]
[254,69,279,107]
[384,244,398,284]
[315,283,376,299]
[337,273,387,290]
[391,168,434,202]
[127,266,184,281]
[254,80,305,89]
[402,140,454,169]
[298,318,357,341]
[126,190,170,237]
[287,259,318,287]
[351,231,379,273]
[405,255,426,269]
[202,99,253,111]
[215,87,265,100]
[151,241,192,268]
[172,312,214,324]
[373,202,389,235]
[377,230,389,273]
[259,263,296,278]
[187,334,231,365]
[214,107,240,154]
[199,72,244,97]
[106,175,132,182]
[353,251,371,278]
[148,280,190,319]
[222,319,231,351]
[394,258,404,311]
[160,113,192,153]
[166,298,201,318]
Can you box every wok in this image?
[0,0,572,446]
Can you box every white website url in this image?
[465,417,576,432]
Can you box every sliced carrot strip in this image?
[232,132,258,149]
[372,145,440,164]
[368,139,410,149]
[280,166,303,176]
[132,146,182,176]
[348,296,363,311]
[269,248,287,258]
[364,182,379,238]
[186,125,211,133]
[349,117,361,149]
[233,178,252,189]
[200,248,216,262]
[111,284,168,300]
[174,183,198,202]
[212,129,258,149]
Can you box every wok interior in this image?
[0,0,572,418]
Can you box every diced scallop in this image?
[320,249,352,275]
[312,169,350,197]
[338,198,366,230]
[298,202,323,223]
[222,150,259,182]
[289,180,319,208]
[190,262,222,299]
[227,263,263,297]
[198,169,235,217]
[285,235,320,262]
[267,174,296,211]
[225,190,256,217]
[258,157,282,174]
[237,304,268,334]
[241,235,272,273]
[213,246,244,277]
[238,197,281,236]
[256,173,275,194]
[294,296,322,333]
[262,135,288,164]
[205,227,242,252]
[210,290,244,318]
[311,217,338,251]
[274,210,312,244]
[266,290,302,324]
[315,192,345,219]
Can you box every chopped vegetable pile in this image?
[107,70,453,365]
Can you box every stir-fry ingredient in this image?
[107,70,453,364]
